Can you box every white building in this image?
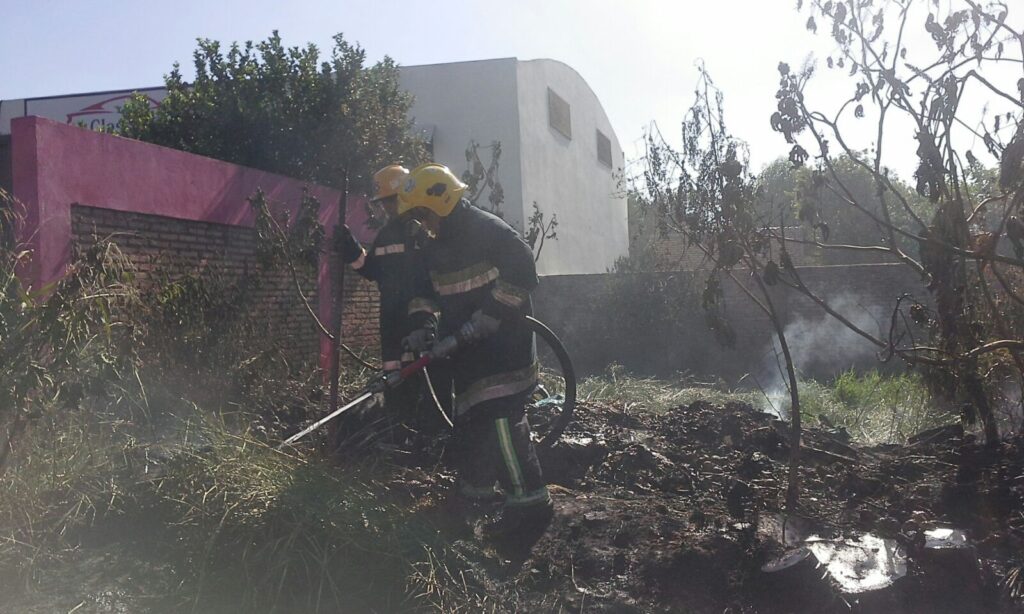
[1,58,628,274]
[400,58,627,275]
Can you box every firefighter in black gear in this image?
[337,165,448,441]
[398,163,553,535]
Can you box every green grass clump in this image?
[571,365,952,446]
[0,405,479,613]
[795,370,954,444]
[146,415,423,612]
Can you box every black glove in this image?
[402,324,437,354]
[421,312,501,361]
[337,224,363,264]
[430,335,459,359]
[455,310,501,345]
[405,218,434,248]
[367,370,403,393]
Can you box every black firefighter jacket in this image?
[410,200,539,418]
[353,218,433,371]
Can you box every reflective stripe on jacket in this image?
[353,219,432,365]
[411,201,539,416]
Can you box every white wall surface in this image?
[515,59,628,275]
[0,100,26,134]
[399,58,525,231]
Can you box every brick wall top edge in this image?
[72,203,254,233]
[19,117,343,199]
[539,263,914,282]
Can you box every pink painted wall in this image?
[11,116,376,369]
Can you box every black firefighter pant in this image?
[453,393,550,508]
[384,362,454,441]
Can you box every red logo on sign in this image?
[66,94,161,130]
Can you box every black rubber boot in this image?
[445,483,504,519]
[482,499,554,538]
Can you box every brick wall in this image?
[643,228,901,270]
[71,204,381,366]
[67,203,927,382]
[0,135,11,249]
[652,230,817,271]
[533,263,929,382]
[636,228,893,272]
[339,269,381,365]
[0,135,11,194]
[628,203,892,271]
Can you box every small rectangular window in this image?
[548,88,572,139]
[596,129,612,168]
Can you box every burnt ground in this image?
[5,397,1021,613]
[396,399,1024,613]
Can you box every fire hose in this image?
[525,316,576,449]
[280,315,576,450]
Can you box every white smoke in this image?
[758,293,886,419]
[994,376,1024,437]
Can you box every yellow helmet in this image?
[397,163,468,218]
[371,164,410,202]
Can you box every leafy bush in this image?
[1,237,140,474]
[119,31,423,191]
[0,222,457,611]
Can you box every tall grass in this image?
[797,370,954,444]
[141,413,417,612]
[0,234,481,612]
[573,365,952,445]
[0,400,481,613]
[576,364,760,413]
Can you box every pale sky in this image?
[2,0,1020,179]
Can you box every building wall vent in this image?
[547,87,572,139]
[597,129,612,168]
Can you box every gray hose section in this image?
[422,367,454,429]
[411,315,575,447]
[524,316,576,449]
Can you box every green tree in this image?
[119,31,423,191]
[636,67,807,509]
[755,155,934,263]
